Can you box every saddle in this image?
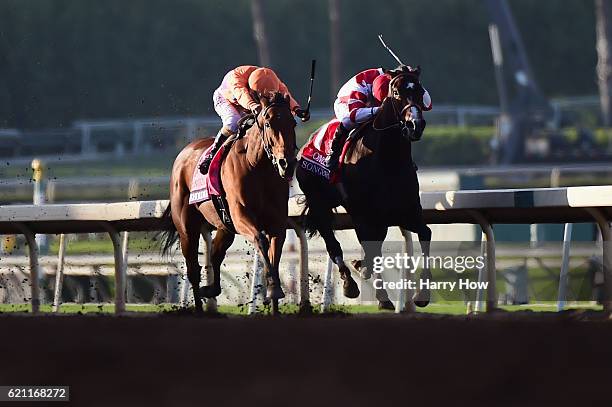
[299,119,368,182]
[189,136,238,233]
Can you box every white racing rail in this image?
[1,186,612,314]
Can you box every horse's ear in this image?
[260,94,269,107]
[372,98,398,129]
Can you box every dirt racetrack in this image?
[1,311,612,407]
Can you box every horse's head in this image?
[387,67,427,141]
[256,92,297,179]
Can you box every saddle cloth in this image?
[299,119,354,182]
[188,143,226,205]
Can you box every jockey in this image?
[325,65,432,171]
[200,65,310,174]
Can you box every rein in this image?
[372,98,414,135]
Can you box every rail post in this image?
[288,219,310,312]
[99,222,126,314]
[321,257,334,312]
[248,252,264,314]
[468,210,497,312]
[474,232,487,313]
[557,223,573,311]
[31,159,47,253]
[398,228,416,313]
[14,223,40,314]
[585,208,612,314]
[285,229,298,304]
[52,234,67,312]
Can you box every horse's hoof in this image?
[199,285,221,298]
[378,300,395,311]
[343,278,360,299]
[271,299,280,316]
[413,289,430,308]
[339,266,360,298]
[193,304,204,315]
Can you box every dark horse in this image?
[296,71,432,309]
[160,92,297,314]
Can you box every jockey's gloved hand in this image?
[294,108,310,122]
[251,105,262,117]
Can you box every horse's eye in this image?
[265,122,271,128]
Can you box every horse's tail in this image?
[157,203,179,258]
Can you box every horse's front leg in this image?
[233,207,285,312]
[252,231,285,316]
[309,203,360,299]
[267,233,287,314]
[353,221,394,310]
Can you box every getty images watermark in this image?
[357,240,606,303]
[372,253,488,291]
[355,241,492,302]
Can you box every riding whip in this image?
[378,34,405,66]
[305,59,316,116]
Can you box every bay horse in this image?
[160,92,297,314]
[296,71,432,309]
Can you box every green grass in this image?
[0,301,601,315]
[47,235,159,255]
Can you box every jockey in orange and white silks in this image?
[325,66,432,171]
[200,65,309,174]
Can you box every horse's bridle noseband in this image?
[372,98,419,136]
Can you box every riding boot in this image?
[199,130,228,175]
[324,123,350,172]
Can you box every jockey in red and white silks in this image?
[324,66,432,171]
[334,67,432,130]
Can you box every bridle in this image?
[254,102,294,168]
[372,98,420,139]
[372,74,422,139]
